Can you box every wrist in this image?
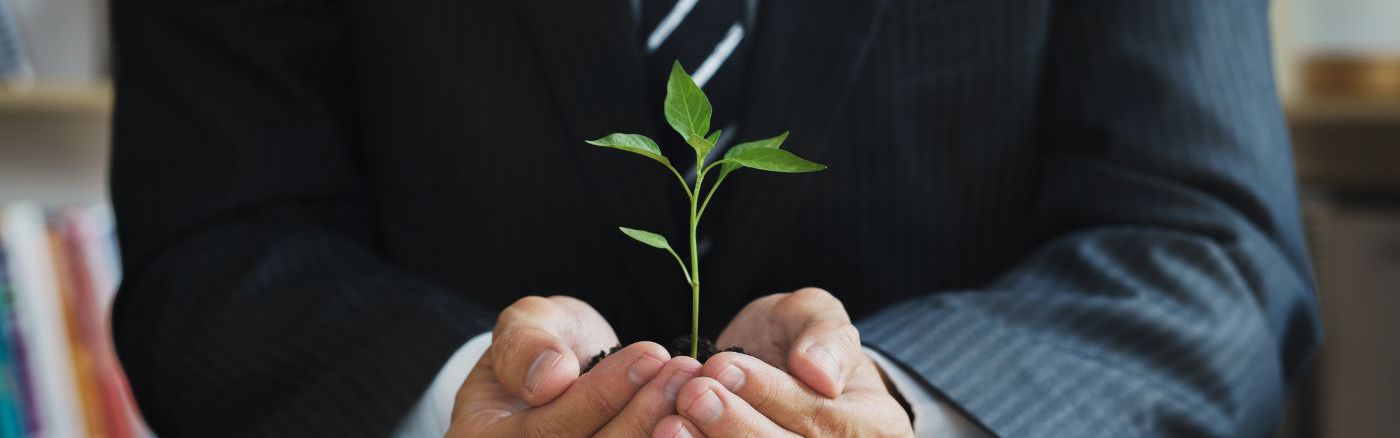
[865,349,915,424]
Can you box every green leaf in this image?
[686,130,722,167]
[724,146,826,173]
[664,61,712,151]
[687,136,714,162]
[719,132,793,179]
[586,133,670,166]
[620,226,691,283]
[618,227,672,250]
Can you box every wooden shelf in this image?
[0,85,112,205]
[1288,97,1400,191]
[0,85,113,117]
[1288,97,1400,125]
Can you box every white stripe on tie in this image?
[646,0,700,53]
[690,22,745,87]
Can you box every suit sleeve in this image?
[857,1,1321,436]
[109,0,493,436]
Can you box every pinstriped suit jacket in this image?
[109,0,1319,436]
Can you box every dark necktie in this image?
[641,0,750,176]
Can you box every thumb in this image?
[774,288,865,398]
[490,296,618,406]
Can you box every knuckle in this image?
[490,327,551,369]
[840,320,862,341]
[770,294,807,320]
[523,417,569,438]
[493,326,538,350]
[794,287,844,313]
[545,294,585,307]
[512,295,555,313]
[629,341,667,359]
[816,322,861,346]
[802,399,849,437]
[739,293,787,317]
[771,289,852,333]
[755,292,790,306]
[618,412,654,438]
[582,384,623,414]
[494,308,522,333]
[730,293,785,326]
[497,296,552,328]
[792,287,832,301]
[749,373,783,409]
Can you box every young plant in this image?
[586,61,827,359]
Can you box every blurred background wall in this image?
[1273,1,1400,437]
[0,0,1395,436]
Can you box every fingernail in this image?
[685,389,724,425]
[806,344,841,384]
[672,423,694,438]
[628,355,665,385]
[665,370,696,401]
[715,363,745,392]
[525,349,563,395]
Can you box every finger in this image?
[549,295,623,357]
[450,345,529,434]
[715,293,787,366]
[772,287,866,397]
[674,377,799,438]
[652,415,705,438]
[520,342,670,437]
[491,295,619,406]
[595,356,702,438]
[702,351,873,436]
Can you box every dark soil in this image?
[583,335,744,373]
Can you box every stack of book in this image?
[0,202,148,437]
[0,0,32,87]
[0,0,108,88]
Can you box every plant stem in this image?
[688,160,705,359]
[665,247,690,282]
[664,162,693,199]
[697,172,728,220]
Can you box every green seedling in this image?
[587,61,827,358]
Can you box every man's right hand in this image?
[447,295,699,437]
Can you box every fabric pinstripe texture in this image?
[642,0,750,176]
[109,0,1318,436]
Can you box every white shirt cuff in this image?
[864,347,992,438]
[393,332,493,438]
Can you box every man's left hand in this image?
[653,288,913,437]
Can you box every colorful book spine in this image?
[61,207,143,438]
[0,203,152,437]
[1,203,85,438]
[49,221,107,438]
[0,243,27,437]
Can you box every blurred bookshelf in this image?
[1283,93,1400,438]
[0,86,112,206]
[0,81,145,437]
[0,85,111,116]
[1274,14,1400,431]
[1289,97,1400,191]
[1290,97,1400,124]
[0,80,138,436]
[3,0,125,433]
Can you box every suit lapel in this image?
[709,0,893,307]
